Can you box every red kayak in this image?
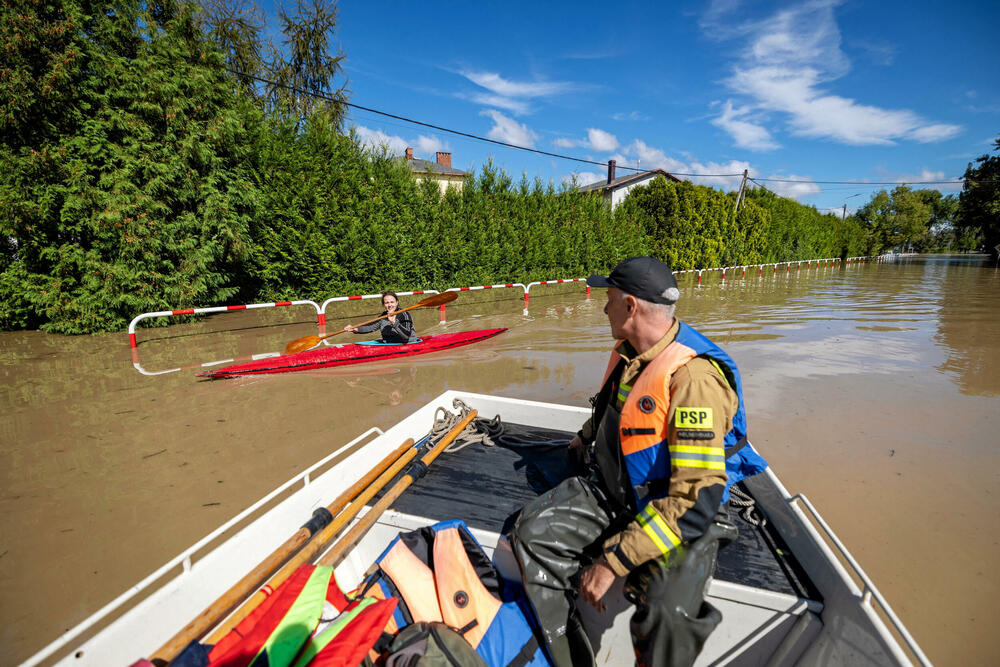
[198,328,507,378]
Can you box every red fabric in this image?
[208,566,349,663]
[207,565,316,667]
[306,598,398,667]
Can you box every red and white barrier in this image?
[440,283,526,322]
[128,300,321,348]
[130,348,282,377]
[127,257,879,372]
[523,278,588,306]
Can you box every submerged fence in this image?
[128,255,881,373]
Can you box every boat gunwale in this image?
[24,390,928,667]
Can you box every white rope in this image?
[729,484,767,527]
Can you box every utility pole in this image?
[733,169,748,217]
[842,204,847,222]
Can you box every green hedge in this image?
[1,0,874,335]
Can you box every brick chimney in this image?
[405,147,413,160]
[436,152,452,168]
[607,159,616,184]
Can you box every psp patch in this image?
[675,407,713,429]
[638,395,656,413]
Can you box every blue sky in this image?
[275,0,999,213]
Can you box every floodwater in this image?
[1,255,998,666]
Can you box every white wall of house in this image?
[609,174,658,209]
[417,174,465,194]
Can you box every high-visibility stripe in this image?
[708,358,731,388]
[636,505,681,558]
[671,456,725,470]
[669,444,726,469]
[617,381,633,404]
[669,444,720,455]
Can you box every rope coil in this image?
[431,398,569,452]
[729,484,767,527]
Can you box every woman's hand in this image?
[343,324,357,333]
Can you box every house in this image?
[577,160,682,209]
[401,148,469,193]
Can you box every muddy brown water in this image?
[1,255,997,666]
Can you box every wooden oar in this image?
[197,411,476,647]
[196,419,453,647]
[284,291,458,355]
[150,438,416,664]
[317,409,478,568]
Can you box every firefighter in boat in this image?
[505,256,768,667]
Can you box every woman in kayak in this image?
[344,291,418,343]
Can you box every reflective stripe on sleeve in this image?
[636,505,681,558]
[668,444,726,470]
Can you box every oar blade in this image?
[284,336,322,355]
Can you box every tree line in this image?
[2,0,997,335]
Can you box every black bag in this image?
[383,621,488,667]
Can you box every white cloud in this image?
[354,126,408,155]
[415,135,448,156]
[760,174,822,199]
[587,128,619,152]
[353,126,448,160]
[563,171,603,188]
[705,0,961,147]
[458,69,579,116]
[551,128,619,152]
[890,168,963,192]
[460,70,576,98]
[612,110,650,122]
[481,109,539,148]
[711,100,779,151]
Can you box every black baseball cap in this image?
[587,256,680,305]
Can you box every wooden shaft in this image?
[200,440,423,647]
[150,438,414,664]
[317,410,478,568]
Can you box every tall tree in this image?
[0,0,261,333]
[271,0,347,128]
[958,135,1000,258]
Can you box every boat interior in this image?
[27,391,926,667]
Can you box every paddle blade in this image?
[416,291,457,307]
[284,335,323,355]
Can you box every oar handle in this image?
[317,409,478,567]
[150,438,416,664]
[200,438,425,646]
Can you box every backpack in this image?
[384,621,489,667]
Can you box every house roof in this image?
[577,169,681,193]
[397,157,469,177]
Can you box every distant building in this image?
[400,148,469,193]
[577,160,682,209]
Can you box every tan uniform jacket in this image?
[579,320,738,576]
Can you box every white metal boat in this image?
[26,391,930,666]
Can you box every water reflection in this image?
[933,257,999,396]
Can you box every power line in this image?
[228,69,995,187]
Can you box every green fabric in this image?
[252,565,333,667]
[291,596,376,667]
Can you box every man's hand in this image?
[343,324,357,333]
[568,434,584,452]
[579,558,617,612]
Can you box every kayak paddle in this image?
[284,291,457,355]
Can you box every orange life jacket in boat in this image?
[362,520,550,666]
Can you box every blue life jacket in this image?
[362,519,550,667]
